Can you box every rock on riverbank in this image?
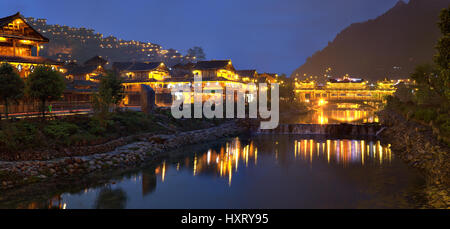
[0,121,247,190]
[378,110,449,208]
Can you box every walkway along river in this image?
[0,105,432,209]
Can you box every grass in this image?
[0,108,225,154]
[385,96,450,146]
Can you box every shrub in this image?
[435,113,450,125]
[88,119,108,135]
[0,110,221,153]
[0,129,14,151]
[14,121,39,144]
[111,111,154,133]
[43,121,79,140]
[68,132,98,146]
[439,120,450,136]
[413,108,437,123]
[0,121,44,151]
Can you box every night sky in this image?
[1,0,401,74]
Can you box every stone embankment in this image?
[0,121,247,190]
[378,110,449,208]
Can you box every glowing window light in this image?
[20,40,32,44]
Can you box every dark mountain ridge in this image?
[291,0,450,81]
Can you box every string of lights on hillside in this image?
[24,17,196,64]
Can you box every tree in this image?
[410,64,447,107]
[434,7,450,101]
[393,82,414,103]
[26,65,66,118]
[410,7,450,108]
[0,63,25,119]
[187,46,206,61]
[278,74,295,101]
[92,71,124,115]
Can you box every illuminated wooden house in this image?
[258,73,278,84]
[114,61,171,106]
[0,12,64,78]
[193,60,239,81]
[0,12,67,115]
[63,80,98,106]
[236,70,258,83]
[171,62,195,79]
[59,56,109,106]
[113,61,170,81]
[120,60,257,107]
[65,55,107,81]
[175,60,257,105]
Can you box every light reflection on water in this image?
[152,138,392,187]
[295,109,379,124]
[288,103,380,124]
[7,135,424,209]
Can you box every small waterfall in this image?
[256,123,382,136]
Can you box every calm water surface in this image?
[0,104,427,209]
[3,135,425,209]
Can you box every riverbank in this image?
[0,120,248,191]
[378,109,449,208]
[0,110,233,161]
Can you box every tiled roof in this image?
[113,62,163,72]
[64,80,98,93]
[0,55,61,65]
[172,62,195,69]
[72,80,98,87]
[122,78,158,83]
[260,73,277,77]
[237,70,257,78]
[0,12,20,26]
[0,12,49,42]
[194,60,233,70]
[84,55,107,66]
[66,65,98,75]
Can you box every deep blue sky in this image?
[1,0,401,74]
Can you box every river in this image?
[0,105,427,209]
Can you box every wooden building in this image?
[113,61,170,81]
[59,56,109,107]
[120,60,259,107]
[0,12,67,115]
[62,80,98,108]
[236,70,258,83]
[193,60,238,81]
[257,73,278,84]
[65,55,107,81]
[114,61,171,106]
[0,12,64,78]
[171,62,195,79]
